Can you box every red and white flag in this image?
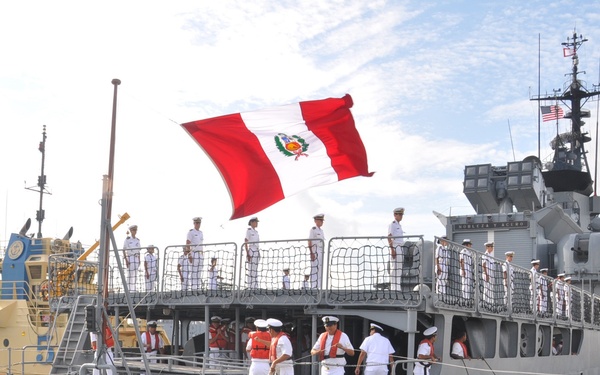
[182,94,373,220]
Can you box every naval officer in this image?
[123,224,141,292]
[308,214,325,289]
[414,327,440,375]
[387,207,405,291]
[355,323,394,375]
[186,216,204,290]
[245,217,260,289]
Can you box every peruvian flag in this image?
[182,94,373,220]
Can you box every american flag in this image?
[541,105,564,122]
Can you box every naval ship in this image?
[2,31,600,375]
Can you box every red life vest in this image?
[318,330,342,361]
[453,340,469,358]
[249,331,271,359]
[145,331,161,352]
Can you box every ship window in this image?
[499,321,518,357]
[29,265,42,279]
[508,163,520,173]
[507,176,519,186]
[572,329,583,355]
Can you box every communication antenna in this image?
[25,125,51,238]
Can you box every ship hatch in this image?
[572,233,589,263]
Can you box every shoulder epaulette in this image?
[312,226,316,230]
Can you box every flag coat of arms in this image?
[182,94,373,220]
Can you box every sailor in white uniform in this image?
[387,207,405,291]
[144,245,158,291]
[245,217,260,289]
[311,316,354,375]
[123,224,141,292]
[186,217,204,290]
[355,323,394,375]
[308,214,325,289]
[459,239,474,302]
[481,242,496,306]
[414,327,440,375]
[530,260,540,312]
[435,236,449,297]
[502,251,515,304]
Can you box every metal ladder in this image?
[50,295,96,374]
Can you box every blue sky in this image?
[1,1,600,252]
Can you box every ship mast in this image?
[532,30,600,196]
[25,125,51,238]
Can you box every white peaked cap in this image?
[423,326,438,336]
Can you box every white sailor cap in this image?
[484,241,494,247]
[423,326,438,336]
[210,316,222,322]
[531,259,540,264]
[462,239,472,245]
[254,319,268,329]
[313,214,325,220]
[147,245,156,250]
[370,323,383,331]
[322,316,339,325]
[505,251,515,256]
[540,268,548,272]
[393,207,405,214]
[565,276,572,281]
[248,217,259,225]
[193,217,202,222]
[557,273,565,278]
[147,320,157,327]
[129,224,138,230]
[266,318,283,328]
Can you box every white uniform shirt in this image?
[208,265,219,289]
[145,253,158,274]
[282,274,290,289]
[451,341,465,358]
[124,236,141,256]
[460,248,472,275]
[309,226,325,251]
[246,228,260,252]
[178,254,193,273]
[312,331,354,366]
[388,221,404,246]
[359,332,394,366]
[273,334,294,367]
[187,228,204,250]
[436,245,449,270]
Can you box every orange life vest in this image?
[249,330,271,359]
[318,330,342,361]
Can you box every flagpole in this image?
[595,58,600,196]
[538,33,541,159]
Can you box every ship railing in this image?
[158,242,238,305]
[325,236,424,306]
[117,351,248,374]
[236,238,324,305]
[429,237,597,324]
